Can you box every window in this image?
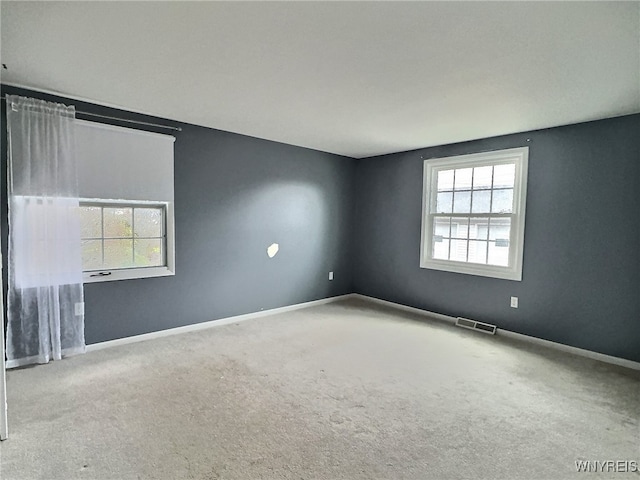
[74,119,175,283]
[420,147,529,281]
[80,201,174,282]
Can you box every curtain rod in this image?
[1,95,182,132]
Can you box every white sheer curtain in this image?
[5,95,85,368]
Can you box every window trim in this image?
[80,198,175,283]
[420,147,529,281]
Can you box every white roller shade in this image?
[75,120,175,202]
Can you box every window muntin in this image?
[420,147,528,281]
[79,200,174,282]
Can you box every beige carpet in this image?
[1,298,638,479]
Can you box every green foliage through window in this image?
[80,203,165,271]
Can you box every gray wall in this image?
[1,85,356,344]
[2,84,639,363]
[353,114,640,362]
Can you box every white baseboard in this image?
[87,294,352,352]
[494,329,640,371]
[352,294,640,371]
[351,294,457,325]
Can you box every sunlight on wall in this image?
[214,181,331,307]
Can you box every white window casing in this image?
[420,147,529,281]
[80,199,175,283]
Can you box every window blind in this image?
[74,120,175,202]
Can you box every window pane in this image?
[437,170,454,191]
[104,239,134,269]
[493,163,515,188]
[468,240,488,264]
[451,218,469,239]
[432,237,450,260]
[471,190,491,213]
[81,240,102,270]
[103,208,133,238]
[469,218,489,240]
[489,218,511,240]
[450,239,468,262]
[473,166,493,190]
[134,239,163,267]
[134,208,163,238]
[492,189,514,213]
[488,241,510,266]
[453,191,471,213]
[454,168,473,190]
[434,217,451,237]
[80,207,102,238]
[436,192,453,213]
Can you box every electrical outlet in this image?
[510,296,518,308]
[74,302,85,316]
[329,271,334,281]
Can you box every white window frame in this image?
[420,147,529,281]
[81,198,175,283]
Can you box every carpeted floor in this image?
[0,298,638,479]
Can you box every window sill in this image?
[83,266,175,283]
[420,259,522,281]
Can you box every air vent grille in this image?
[455,317,497,335]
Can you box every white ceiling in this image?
[1,1,639,158]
